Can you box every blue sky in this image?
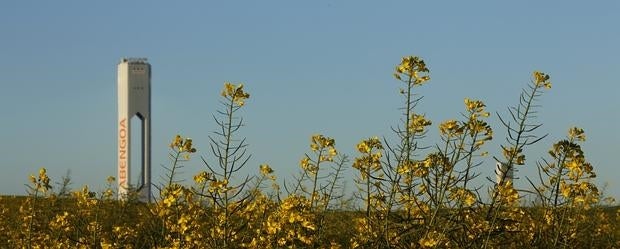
[1,1,618,200]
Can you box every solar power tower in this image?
[495,161,514,186]
[117,58,152,202]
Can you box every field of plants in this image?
[1,56,618,248]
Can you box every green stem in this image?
[222,96,235,248]
[366,166,371,218]
[310,150,323,209]
[483,85,540,248]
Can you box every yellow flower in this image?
[449,188,477,207]
[394,55,430,86]
[560,181,571,198]
[419,231,445,248]
[33,167,51,192]
[498,180,520,204]
[312,134,335,148]
[356,141,370,154]
[515,154,526,165]
[221,82,235,97]
[439,119,463,136]
[29,174,36,184]
[209,178,229,193]
[353,137,384,178]
[356,136,382,154]
[300,156,311,170]
[544,211,554,225]
[568,127,586,141]
[464,193,476,206]
[170,135,182,148]
[328,148,338,157]
[464,98,486,112]
[38,168,46,177]
[533,71,551,89]
[310,143,319,151]
[503,146,525,165]
[170,135,197,153]
[221,82,250,106]
[178,214,190,232]
[193,171,211,184]
[408,114,432,133]
[419,237,438,247]
[259,164,274,176]
[329,242,343,249]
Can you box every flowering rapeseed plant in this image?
[0,56,617,249]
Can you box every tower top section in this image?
[120,57,149,64]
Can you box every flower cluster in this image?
[439,119,463,137]
[169,135,197,165]
[496,180,520,205]
[170,135,197,153]
[533,71,552,89]
[568,126,586,141]
[449,187,477,207]
[262,195,316,247]
[408,113,432,133]
[310,134,336,153]
[300,134,338,174]
[464,98,488,116]
[393,56,430,86]
[29,168,52,193]
[193,170,211,184]
[397,159,430,178]
[221,82,250,106]
[352,137,383,178]
[503,146,526,165]
[419,230,448,248]
[209,178,230,194]
[259,164,274,176]
[463,98,493,146]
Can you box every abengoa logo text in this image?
[118,118,128,189]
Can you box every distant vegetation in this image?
[1,56,618,248]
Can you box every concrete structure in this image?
[495,161,514,185]
[117,58,151,202]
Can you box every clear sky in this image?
[1,1,618,201]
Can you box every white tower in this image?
[117,58,151,202]
[495,161,514,185]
